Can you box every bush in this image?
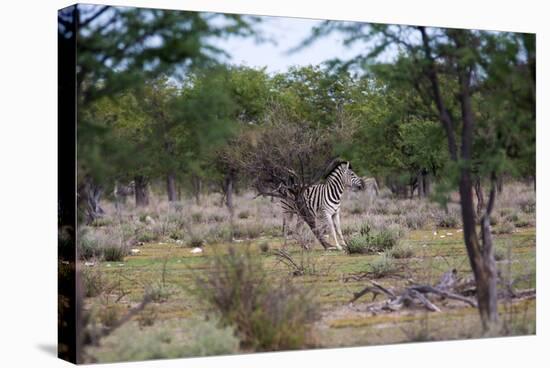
[493,221,515,235]
[137,230,158,243]
[233,223,263,239]
[403,212,428,230]
[346,235,370,254]
[346,224,402,254]
[88,319,239,362]
[206,225,233,243]
[209,214,225,223]
[437,212,460,228]
[519,198,536,214]
[259,241,270,253]
[78,234,100,260]
[237,210,251,219]
[390,244,415,259]
[191,212,204,223]
[102,244,127,262]
[193,247,319,351]
[370,253,396,278]
[350,205,364,215]
[186,236,205,248]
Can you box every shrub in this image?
[494,221,515,235]
[137,230,158,243]
[78,234,100,260]
[346,225,402,254]
[403,212,428,230]
[372,228,401,250]
[168,229,184,240]
[186,236,205,248]
[346,235,370,254]
[209,214,225,223]
[437,212,460,228]
[233,223,263,239]
[102,244,126,262]
[206,225,233,243]
[259,241,270,253]
[237,210,251,219]
[193,247,319,351]
[519,198,536,214]
[390,244,415,259]
[350,205,364,215]
[191,212,204,223]
[81,267,105,297]
[514,217,532,228]
[88,319,239,362]
[369,253,396,278]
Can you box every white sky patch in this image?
[213,15,370,74]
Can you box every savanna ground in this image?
[79,183,535,363]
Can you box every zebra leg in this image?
[333,211,347,247]
[325,213,342,250]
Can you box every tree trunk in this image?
[78,177,104,224]
[418,172,424,198]
[456,59,498,330]
[191,175,201,205]
[474,177,484,217]
[166,172,177,202]
[224,173,235,240]
[423,171,431,197]
[420,26,498,330]
[134,175,149,207]
[496,175,504,195]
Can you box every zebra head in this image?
[341,162,365,192]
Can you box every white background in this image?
[0,0,547,366]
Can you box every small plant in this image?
[98,304,124,328]
[346,224,401,254]
[145,282,172,303]
[102,244,127,262]
[390,244,415,259]
[81,267,105,297]
[209,214,225,223]
[259,241,270,253]
[137,305,158,327]
[494,248,506,261]
[233,223,263,239]
[191,212,204,223]
[437,212,460,228]
[193,247,319,350]
[519,197,536,214]
[514,216,532,228]
[186,236,205,248]
[493,221,515,235]
[346,235,370,254]
[137,230,158,243]
[168,229,184,240]
[237,210,251,219]
[350,204,363,215]
[369,253,396,278]
[403,212,427,230]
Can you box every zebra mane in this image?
[322,158,350,180]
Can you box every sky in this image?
[212,15,369,74]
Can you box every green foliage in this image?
[346,224,401,254]
[89,319,239,362]
[192,247,319,351]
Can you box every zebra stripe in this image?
[281,161,364,249]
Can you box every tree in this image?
[62,4,259,220]
[301,22,535,330]
[228,105,351,249]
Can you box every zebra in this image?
[281,161,365,250]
